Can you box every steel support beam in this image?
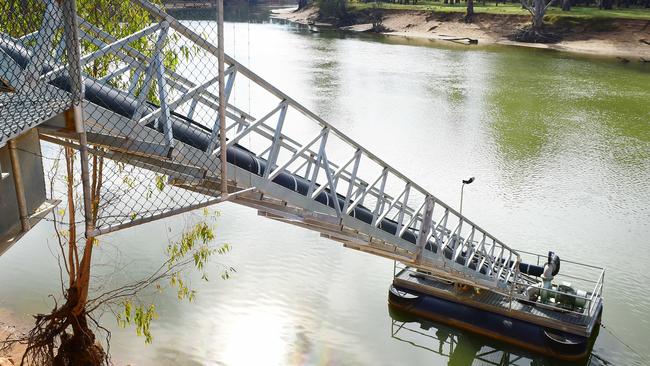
[7,140,30,232]
[61,0,95,237]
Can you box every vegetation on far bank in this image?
[347,0,650,20]
[346,1,650,20]
[310,0,650,42]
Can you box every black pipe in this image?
[1,39,546,278]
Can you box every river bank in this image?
[272,5,650,60]
[0,309,27,365]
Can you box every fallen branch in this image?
[438,35,479,45]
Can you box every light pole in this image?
[459,177,475,216]
[217,0,228,198]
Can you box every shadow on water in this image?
[387,303,611,366]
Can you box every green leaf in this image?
[155,174,166,192]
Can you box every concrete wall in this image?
[0,128,47,236]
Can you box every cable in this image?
[601,323,649,364]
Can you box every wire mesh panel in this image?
[2,0,229,233]
[0,0,79,143]
[62,0,229,232]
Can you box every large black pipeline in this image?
[1,39,547,277]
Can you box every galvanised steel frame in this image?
[2,0,604,306]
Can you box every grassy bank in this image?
[347,1,650,20]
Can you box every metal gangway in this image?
[0,0,532,298]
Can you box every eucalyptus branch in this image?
[543,0,558,12]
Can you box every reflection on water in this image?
[1,5,649,366]
[388,304,606,366]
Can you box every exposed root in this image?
[369,24,391,33]
[3,292,107,366]
[511,25,562,43]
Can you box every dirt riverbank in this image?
[273,6,650,60]
[0,309,28,365]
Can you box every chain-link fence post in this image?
[60,0,94,237]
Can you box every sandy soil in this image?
[272,6,650,60]
[0,309,28,365]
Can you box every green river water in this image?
[1,6,649,366]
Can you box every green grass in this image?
[347,1,650,20]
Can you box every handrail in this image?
[8,0,529,292]
[133,0,521,266]
[517,249,604,270]
[588,268,605,315]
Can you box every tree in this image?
[599,0,614,8]
[0,147,230,365]
[562,0,572,10]
[0,0,229,364]
[520,0,557,31]
[466,0,475,21]
[318,0,347,20]
[298,0,310,10]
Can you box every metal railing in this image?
[137,1,523,289]
[3,0,524,292]
[395,253,604,322]
[515,250,605,318]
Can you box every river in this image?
[1,5,649,366]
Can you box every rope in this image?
[600,323,649,364]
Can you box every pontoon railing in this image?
[395,262,602,321]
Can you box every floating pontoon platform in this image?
[389,253,604,361]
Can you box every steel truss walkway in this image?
[0,0,539,299]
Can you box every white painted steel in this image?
[0,0,605,320]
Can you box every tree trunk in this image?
[532,0,546,29]
[298,0,308,9]
[337,0,346,16]
[562,0,571,10]
[466,0,475,19]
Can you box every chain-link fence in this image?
[2,0,233,234]
[0,0,81,143]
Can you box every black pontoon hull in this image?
[388,284,599,361]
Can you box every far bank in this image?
[272,4,650,60]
